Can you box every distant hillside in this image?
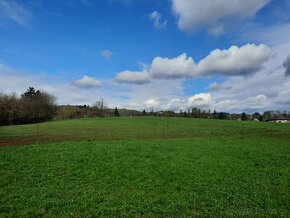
[118,109,142,116]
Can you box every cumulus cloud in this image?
[131,91,272,113]
[245,94,267,107]
[211,94,268,112]
[196,44,271,76]
[208,43,290,112]
[0,0,33,27]
[114,79,184,111]
[156,92,268,113]
[71,75,101,88]
[1,44,290,113]
[283,55,290,76]
[115,70,150,84]
[187,93,212,108]
[149,11,167,29]
[100,50,113,58]
[165,93,212,111]
[144,99,159,108]
[115,44,271,84]
[151,53,195,79]
[171,0,269,35]
[124,43,289,113]
[133,93,212,112]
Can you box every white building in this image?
[266,118,290,123]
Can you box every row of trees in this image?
[56,98,120,119]
[0,87,56,125]
[141,108,290,121]
[0,89,123,125]
[1,88,289,125]
[44,101,290,122]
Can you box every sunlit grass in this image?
[0,117,289,216]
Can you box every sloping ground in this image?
[0,118,289,216]
[1,138,289,217]
[1,117,290,146]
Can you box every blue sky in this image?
[1,0,290,112]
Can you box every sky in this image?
[0,0,290,113]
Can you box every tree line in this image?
[1,87,289,126]
[0,87,56,125]
[0,89,121,125]
[55,98,120,119]
[55,105,289,122]
[147,108,289,121]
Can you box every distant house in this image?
[266,118,290,123]
[156,111,164,117]
[252,118,260,122]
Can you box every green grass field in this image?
[1,117,290,217]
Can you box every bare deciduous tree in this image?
[92,98,108,117]
[0,87,56,125]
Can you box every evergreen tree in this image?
[218,112,228,120]
[213,110,219,119]
[253,112,262,121]
[241,112,247,121]
[192,107,197,118]
[183,111,187,117]
[22,87,37,98]
[114,107,120,117]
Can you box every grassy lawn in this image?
[1,117,290,217]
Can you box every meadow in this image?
[0,117,290,217]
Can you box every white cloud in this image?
[100,50,113,58]
[71,75,101,88]
[115,70,150,84]
[208,43,290,113]
[245,94,267,108]
[196,44,271,76]
[144,99,159,109]
[149,11,167,29]
[171,0,269,35]
[187,93,212,108]
[116,43,289,113]
[0,0,33,27]
[129,93,211,112]
[167,93,211,110]
[166,98,182,111]
[137,91,268,113]
[114,79,184,111]
[115,44,271,84]
[210,94,268,112]
[1,44,290,113]
[151,53,195,79]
